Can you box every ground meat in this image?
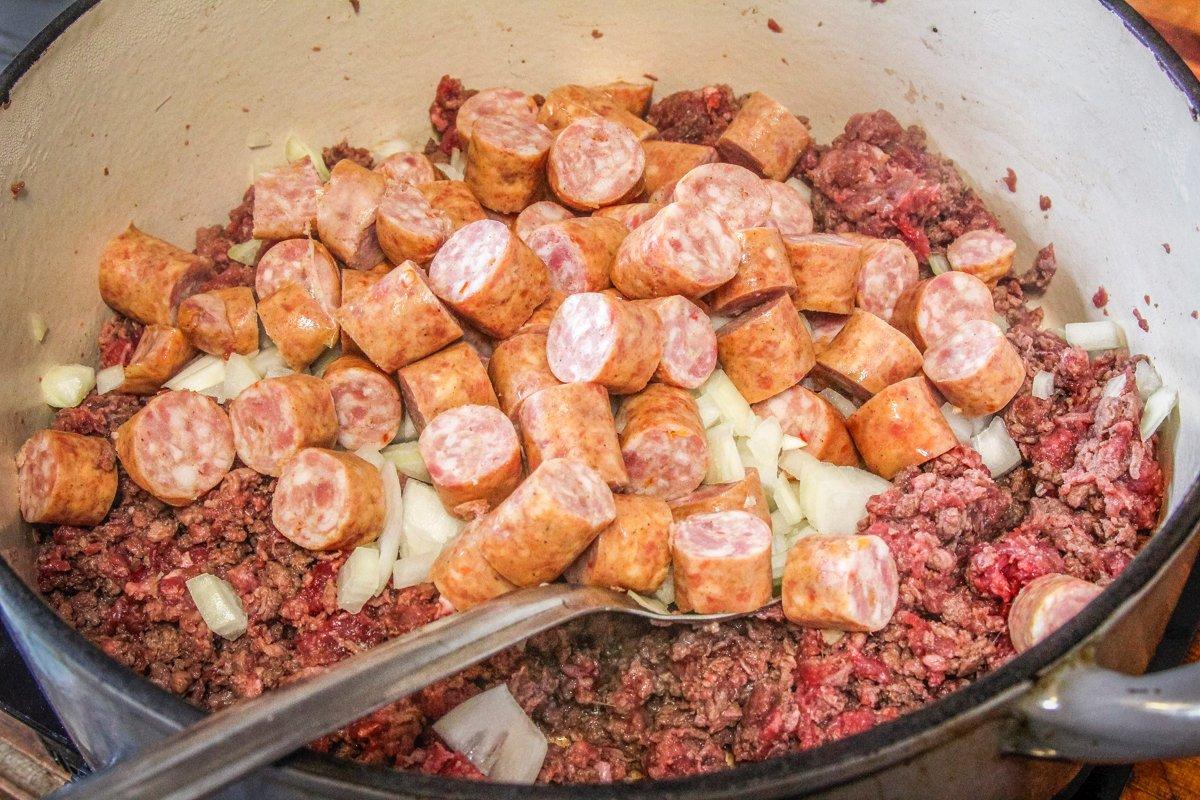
[428,75,477,155]
[323,140,374,171]
[799,110,1000,260]
[993,243,1057,327]
[96,315,143,368]
[192,186,257,291]
[646,85,741,146]
[52,391,144,438]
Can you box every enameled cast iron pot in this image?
[1,1,1198,797]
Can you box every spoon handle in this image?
[47,583,597,800]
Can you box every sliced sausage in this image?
[548,116,646,211]
[762,179,814,237]
[427,218,551,338]
[616,384,708,500]
[671,510,772,614]
[611,202,740,299]
[846,376,957,479]
[316,159,387,269]
[115,390,235,506]
[252,157,322,240]
[396,341,499,432]
[782,534,899,632]
[258,283,338,370]
[479,458,616,586]
[752,384,858,466]
[255,238,341,317]
[229,374,337,476]
[855,238,919,322]
[667,468,771,527]
[566,494,672,593]
[590,81,654,117]
[118,324,195,395]
[488,332,562,419]
[337,260,463,371]
[416,180,488,232]
[271,448,385,551]
[376,180,452,265]
[715,294,815,403]
[815,309,923,400]
[784,233,863,314]
[177,287,258,358]
[707,227,796,315]
[455,87,539,145]
[515,200,575,245]
[17,430,117,526]
[526,216,627,294]
[636,295,717,389]
[374,151,439,186]
[537,84,657,140]
[892,271,996,351]
[465,114,555,213]
[322,355,403,450]
[1008,573,1103,653]
[805,311,850,356]
[946,229,1017,285]
[716,91,811,181]
[673,162,771,230]
[640,140,718,196]
[420,404,523,519]
[592,202,662,231]
[546,292,662,394]
[518,381,628,489]
[923,319,1024,416]
[338,263,390,355]
[430,521,517,610]
[99,225,213,326]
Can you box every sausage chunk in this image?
[616,384,708,500]
[548,116,646,210]
[667,468,771,527]
[322,355,403,450]
[846,376,957,479]
[252,157,322,240]
[923,319,1024,417]
[518,381,628,490]
[526,217,627,295]
[17,430,117,526]
[99,225,212,326]
[636,295,718,389]
[566,494,672,594]
[1008,573,1103,653]
[716,91,811,181]
[316,159,387,269]
[611,202,740,299]
[715,294,815,403]
[546,292,663,394]
[488,332,562,419]
[420,404,523,519]
[815,309,924,400]
[430,521,517,610]
[782,534,899,632]
[671,510,772,614]
[397,341,499,432]
[117,324,195,395]
[228,374,338,477]
[272,448,385,551]
[707,227,796,316]
[177,286,258,358]
[752,384,858,466]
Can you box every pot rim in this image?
[1,1,1198,796]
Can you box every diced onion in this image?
[251,347,289,377]
[704,423,745,485]
[709,314,731,331]
[245,130,272,149]
[223,353,260,399]
[779,448,823,483]
[41,365,95,408]
[393,549,439,589]
[780,434,807,452]
[373,137,415,161]
[353,447,385,469]
[1031,370,1055,400]
[337,546,380,613]
[376,462,404,592]
[941,402,976,445]
[653,570,675,607]
[773,477,805,526]
[819,387,857,419]
[700,370,756,436]
[770,526,790,582]
[95,364,126,395]
[1064,320,1126,352]
[796,461,890,536]
[284,133,331,180]
[164,355,225,393]
[746,417,783,476]
[227,239,263,265]
[438,159,465,182]
[695,394,721,429]
[785,176,813,202]
[309,346,343,378]
[432,685,547,783]
[1102,373,1127,398]
[186,573,248,640]
[821,629,846,645]
[402,480,464,555]
[397,413,419,443]
[970,417,1022,477]
[928,253,950,275]
[1135,360,1162,399]
[1140,386,1177,441]
[381,440,431,482]
[627,590,670,615]
[29,313,46,343]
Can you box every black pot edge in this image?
[0,1,1198,797]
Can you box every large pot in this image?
[1,1,1198,798]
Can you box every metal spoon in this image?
[47,583,780,800]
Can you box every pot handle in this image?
[1007,655,1200,761]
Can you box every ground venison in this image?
[646,85,741,146]
[429,75,478,155]
[323,140,374,171]
[97,316,144,368]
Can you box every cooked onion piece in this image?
[432,684,547,783]
[186,573,248,640]
[41,364,96,408]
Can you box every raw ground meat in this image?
[323,140,374,171]
[428,75,478,155]
[192,186,256,291]
[993,244,1058,327]
[96,316,143,368]
[646,85,741,146]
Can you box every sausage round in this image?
[762,179,814,237]
[455,87,539,144]
[271,448,385,551]
[478,458,616,586]
[610,202,740,299]
[487,332,561,418]
[783,233,863,314]
[716,91,811,181]
[256,238,341,316]
[946,229,1017,285]
[513,292,565,337]
[715,294,816,403]
[782,534,899,632]
[258,283,338,370]
[115,390,236,506]
[337,260,463,371]
[707,227,796,315]
[374,151,439,186]
[548,116,645,211]
[640,140,718,197]
[546,291,663,394]
[17,430,117,526]
[670,510,772,614]
[397,341,499,432]
[419,404,523,519]
[517,381,627,489]
[416,180,488,232]
[566,493,672,594]
[537,84,657,140]
[465,114,555,213]
[892,271,996,351]
[316,159,387,270]
[515,200,575,245]
[592,202,662,231]
[806,311,850,356]
[1008,573,1103,653]
[338,263,389,355]
[591,81,654,117]
[177,286,258,358]
[427,219,551,338]
[229,374,338,476]
[118,324,196,395]
[616,384,708,500]
[322,355,403,450]
[376,180,452,265]
[752,384,859,466]
[673,162,771,230]
[99,225,213,326]
[526,217,627,294]
[855,238,919,322]
[430,521,517,610]
[667,467,771,527]
[815,309,924,400]
[923,319,1025,417]
[252,157,323,240]
[636,295,718,389]
[846,376,958,479]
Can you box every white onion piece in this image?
[970,417,1022,477]
[1102,373,1128,398]
[29,313,46,343]
[396,413,419,443]
[1031,370,1055,400]
[186,574,248,640]
[376,462,404,592]
[819,387,857,419]
[780,434,807,452]
[95,364,126,395]
[770,526,790,582]
[1135,359,1162,399]
[821,628,846,645]
[354,447,385,469]
[940,402,975,445]
[747,417,783,469]
[653,569,675,606]
[700,370,756,436]
[226,239,263,265]
[432,684,547,783]
[709,314,731,331]
[223,353,260,399]
[785,176,813,202]
[402,480,464,555]
[1064,320,1126,352]
[449,147,467,176]
[627,590,670,615]
[928,253,950,275]
[251,347,289,376]
[337,546,380,613]
[309,345,343,378]
[695,394,721,429]
[41,365,95,408]
[438,161,465,182]
[393,549,439,589]
[779,448,823,483]
[382,440,431,482]
[245,130,272,149]
[284,133,330,180]
[373,137,415,161]
[796,461,890,536]
[704,423,745,485]
[164,355,225,393]
[773,477,805,526]
[1140,386,1178,441]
